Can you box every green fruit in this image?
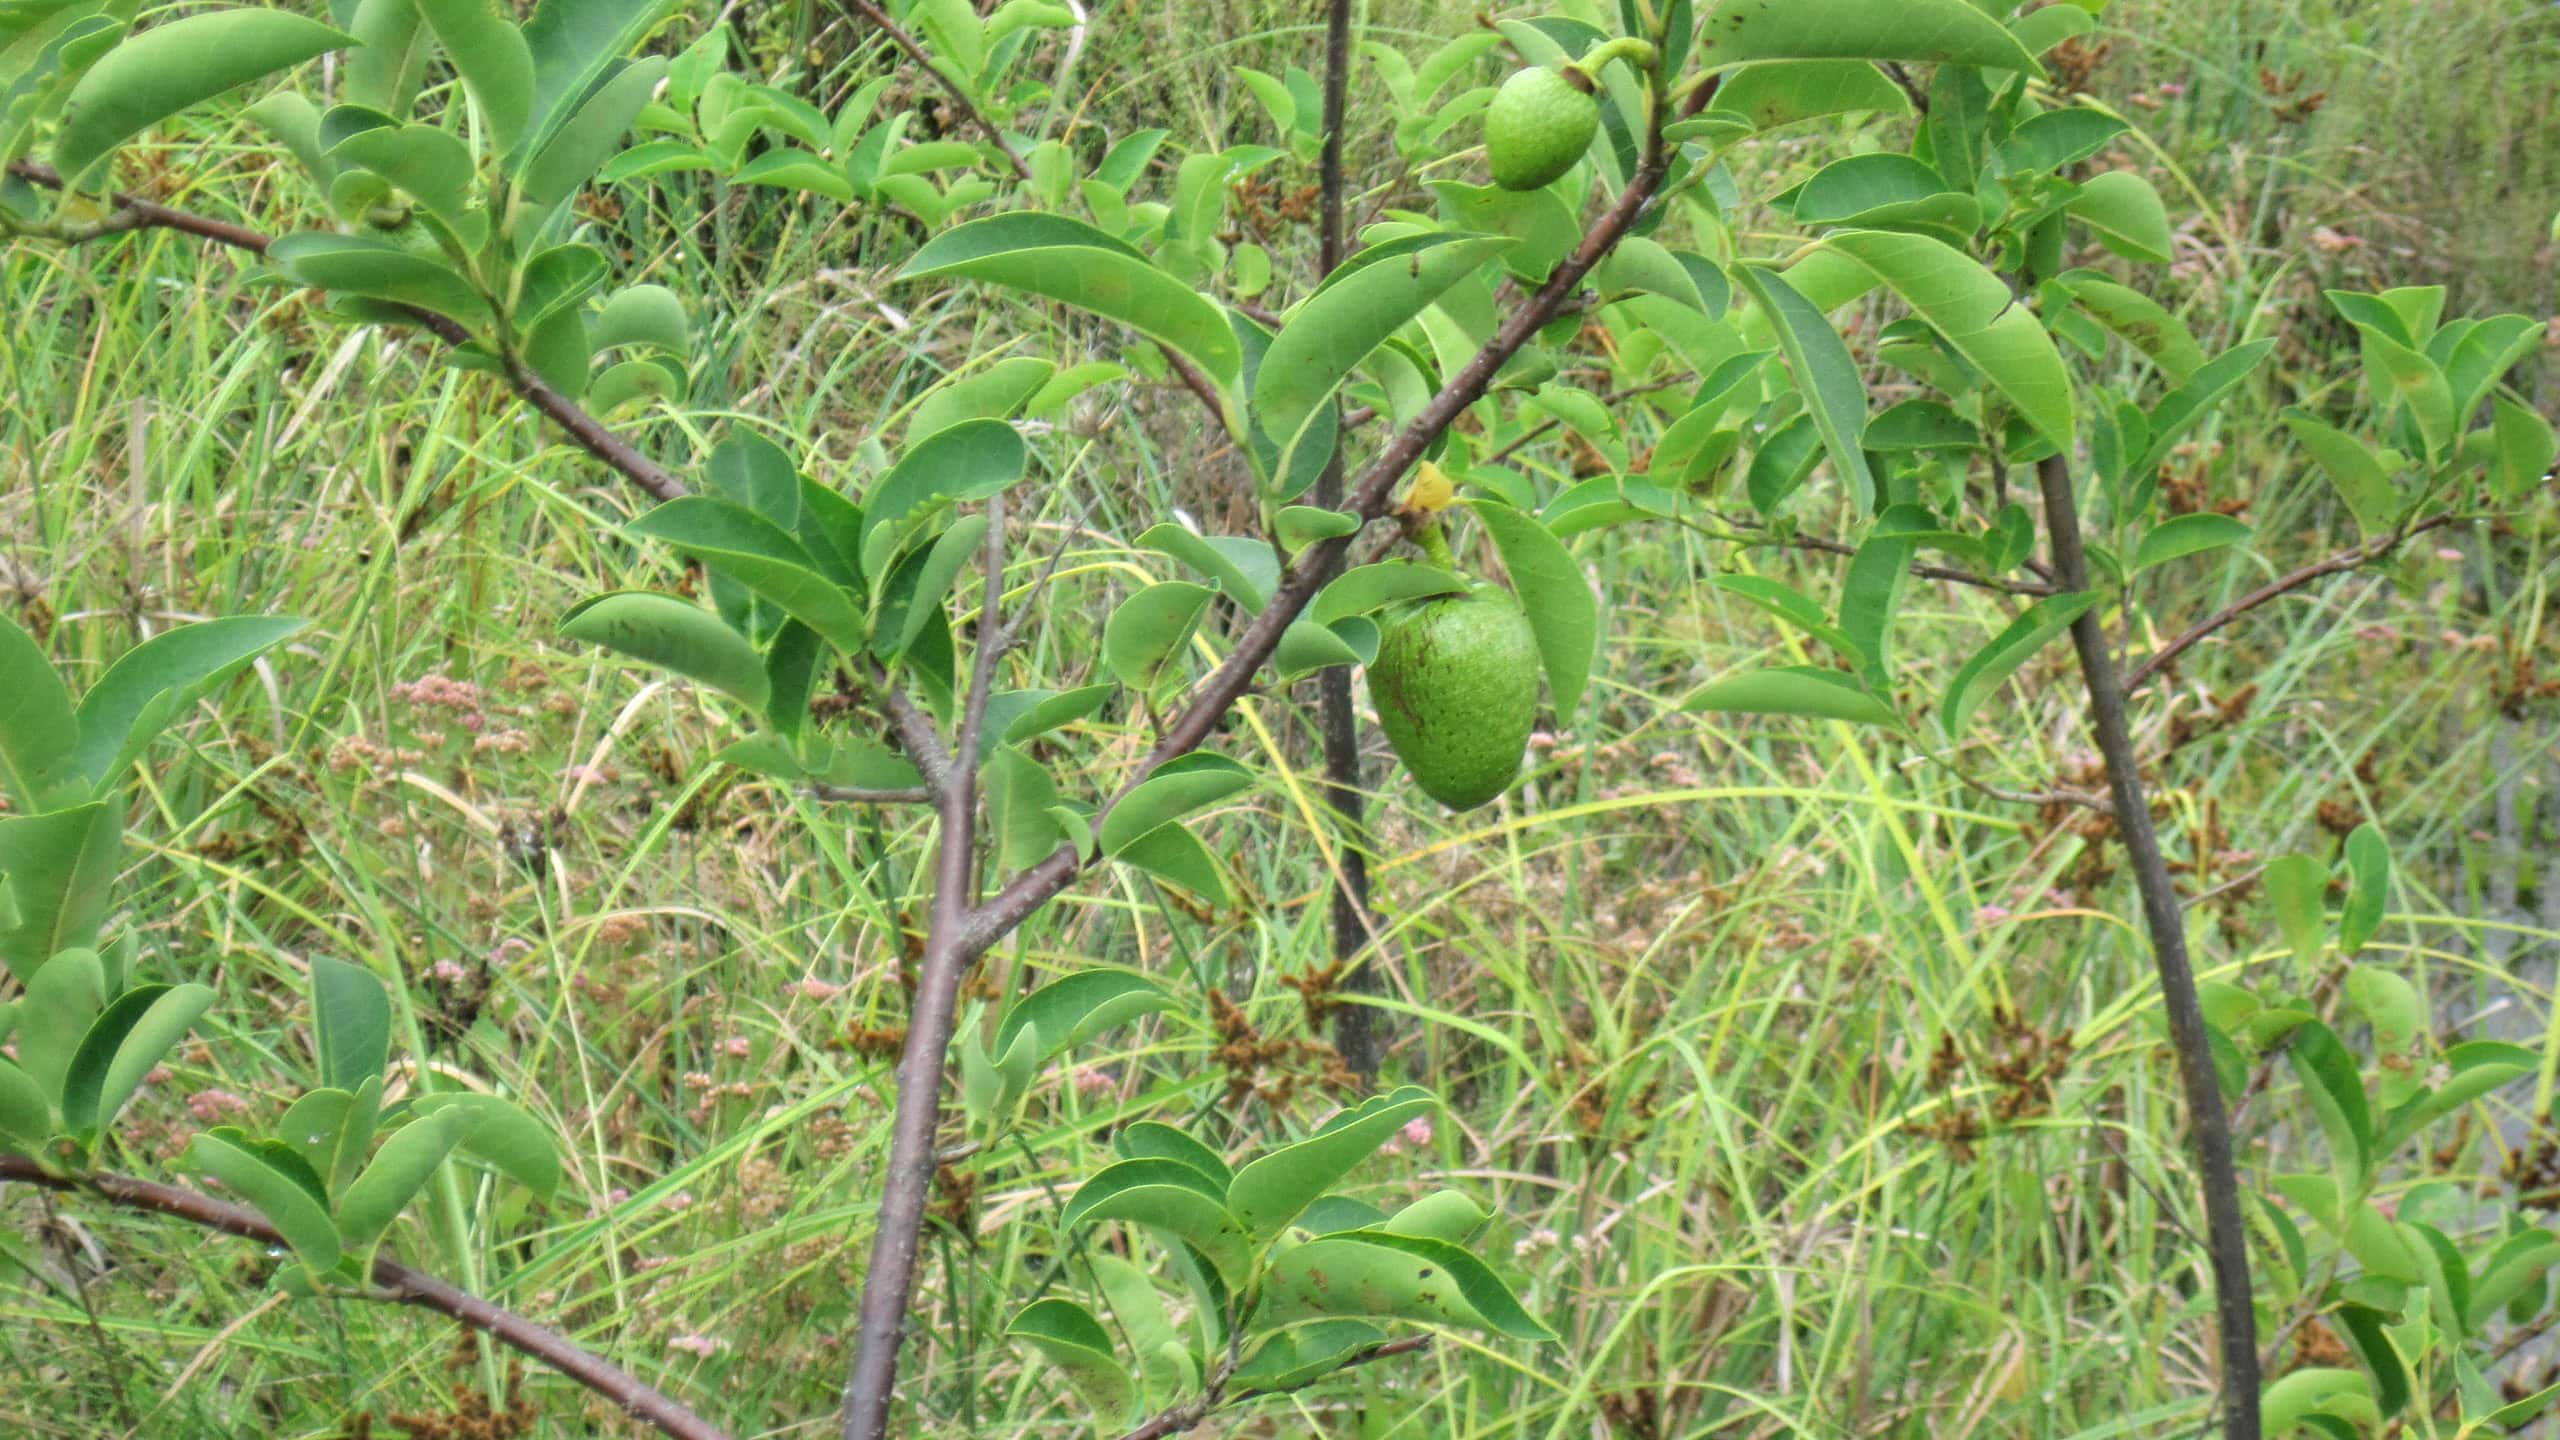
[1484,66,1599,191]
[1367,585,1540,811]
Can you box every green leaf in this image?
[1733,264,1873,511]
[1311,563,1465,626]
[1259,1229,1553,1340]
[0,802,121,986]
[336,1105,483,1253]
[1104,583,1213,692]
[0,619,76,810]
[2352,327,2457,460]
[1994,108,2125,176]
[1227,1086,1436,1240]
[1100,756,1252,856]
[278,1087,361,1184]
[2066,171,2174,265]
[1686,667,1899,728]
[628,499,867,653]
[520,0,675,150]
[15,949,102,1107]
[2262,1368,2372,1435]
[899,214,1241,387]
[2339,823,2389,957]
[1138,524,1276,612]
[907,357,1054,444]
[559,591,771,711]
[1592,235,1729,317]
[1007,1299,1137,1426]
[1061,1158,1252,1283]
[1692,0,2039,71]
[345,0,431,120]
[1464,499,1595,724]
[995,971,1173,1061]
[2132,513,2251,573]
[518,55,665,232]
[1708,577,1863,666]
[1939,591,2096,738]
[1232,1319,1384,1390]
[307,957,390,1093]
[63,981,212,1139]
[50,9,351,185]
[0,1059,49,1148]
[874,514,989,663]
[2055,272,2206,382]
[416,0,533,155]
[2491,398,2557,499]
[1254,233,1509,482]
[994,685,1116,745]
[2279,411,2401,538]
[1116,820,1230,902]
[1113,1121,1230,1186]
[859,419,1028,579]
[72,616,307,792]
[1707,59,1911,130]
[2133,339,2276,479]
[410,1092,560,1198]
[330,121,475,238]
[2288,1020,2373,1185]
[267,233,489,327]
[186,1129,343,1273]
[1821,229,2074,450]
[2265,854,2328,970]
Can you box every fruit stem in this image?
[1411,516,1459,571]
[1570,37,1658,84]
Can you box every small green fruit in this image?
[1367,585,1540,811]
[1484,65,1599,191]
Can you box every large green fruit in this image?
[1367,585,1540,811]
[1483,66,1598,191]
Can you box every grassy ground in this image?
[1,0,2555,1436]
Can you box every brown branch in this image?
[2123,511,2464,689]
[806,783,935,805]
[839,0,1032,181]
[839,499,1009,1440]
[7,159,274,251]
[960,91,1675,968]
[2035,453,2260,1440]
[0,1155,730,1440]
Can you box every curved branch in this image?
[0,1155,731,1440]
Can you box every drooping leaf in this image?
[1006,1299,1137,1426]
[336,1105,484,1253]
[994,971,1173,1060]
[2132,514,2251,573]
[1227,1087,1436,1240]
[307,957,391,1093]
[1821,228,2075,450]
[1732,264,1873,511]
[63,981,212,1139]
[1061,1158,1252,1283]
[185,1129,342,1273]
[558,592,771,711]
[72,616,307,792]
[410,1092,560,1198]
[2280,411,2401,538]
[1464,499,1595,724]
[1691,0,2039,72]
[1100,756,1252,856]
[627,498,867,652]
[1259,1229,1553,1340]
[1939,591,2096,737]
[1685,667,1899,728]
[1103,583,1213,692]
[415,0,533,155]
[50,9,351,184]
[2066,170,2174,265]
[899,214,1241,387]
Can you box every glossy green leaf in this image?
[1113,1121,1230,1186]
[1232,1319,1383,1390]
[1994,108,2125,176]
[0,802,120,986]
[1706,59,1910,129]
[2055,272,2205,382]
[72,615,306,792]
[278,1087,360,1183]
[1939,591,2096,738]
[1822,229,2074,450]
[267,233,488,327]
[995,970,1174,1060]
[628,499,867,652]
[558,591,771,711]
[519,56,665,231]
[875,513,989,663]
[1311,562,1465,625]
[0,619,75,810]
[64,981,211,1138]
[2132,514,2251,573]
[521,0,675,149]
[416,0,533,155]
[859,419,1028,579]
[907,357,1054,443]
[1227,1087,1436,1240]
[1100,755,1252,856]
[1007,1299,1136,1426]
[1138,524,1277,612]
[1733,264,1873,511]
[14,949,102,1106]
[330,121,472,232]
[2340,823,2389,957]
[1255,233,1509,481]
[1708,577,1862,666]
[1061,1157,1252,1283]
[2133,339,2276,479]
[1260,1229,1553,1340]
[1464,499,1594,724]
[1103,582,1213,692]
[899,213,1241,386]
[186,1129,342,1272]
[1686,667,1899,727]
[2066,171,2173,265]
[410,1092,560,1198]
[50,9,350,185]
[336,1105,483,1252]
[1692,0,2039,71]
[1116,819,1230,902]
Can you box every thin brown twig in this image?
[806,783,935,805]
[1114,1335,1435,1439]
[0,1156,731,1440]
[2123,510,2465,688]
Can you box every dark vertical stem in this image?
[840,504,1007,1440]
[2034,454,2260,1439]
[1313,0,1385,1080]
